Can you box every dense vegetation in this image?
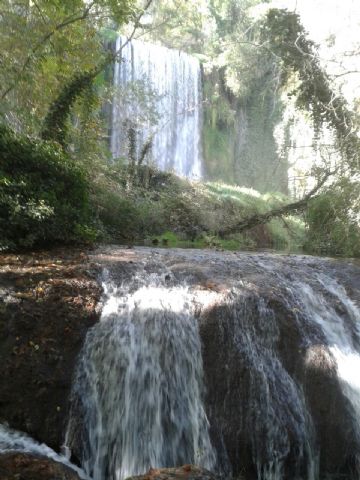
[0,125,95,250]
[0,0,359,256]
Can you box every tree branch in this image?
[1,2,96,101]
[220,169,336,235]
[41,0,154,145]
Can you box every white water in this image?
[223,291,318,480]
[111,36,203,179]
[295,275,360,443]
[66,270,215,480]
[0,424,89,479]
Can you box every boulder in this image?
[125,465,217,480]
[0,452,81,480]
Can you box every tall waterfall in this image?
[66,267,215,480]
[110,36,203,178]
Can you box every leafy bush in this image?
[304,186,360,257]
[92,187,142,241]
[0,125,93,250]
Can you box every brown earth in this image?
[0,248,102,451]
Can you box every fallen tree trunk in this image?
[221,170,335,235]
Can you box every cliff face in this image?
[1,247,360,480]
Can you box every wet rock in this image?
[1,246,360,480]
[93,246,360,480]
[0,248,102,451]
[0,452,81,480]
[125,465,217,480]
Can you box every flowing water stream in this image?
[66,266,216,480]
[0,424,89,479]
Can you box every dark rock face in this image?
[0,249,101,451]
[200,298,357,479]
[197,256,360,480]
[0,452,81,480]
[125,465,217,480]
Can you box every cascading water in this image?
[66,267,216,480]
[62,248,360,480]
[294,275,360,442]
[2,248,360,480]
[217,292,318,480]
[110,36,203,178]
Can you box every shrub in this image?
[304,187,360,257]
[0,125,92,250]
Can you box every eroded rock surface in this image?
[0,452,81,480]
[125,465,217,480]
[1,246,360,480]
[0,248,101,450]
[92,247,360,480]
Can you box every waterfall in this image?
[211,289,318,480]
[110,36,203,179]
[63,248,360,480]
[3,248,360,480]
[66,268,215,480]
[295,275,360,441]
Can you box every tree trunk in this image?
[221,171,335,235]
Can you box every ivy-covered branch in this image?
[41,0,153,147]
[261,8,360,171]
[221,169,336,235]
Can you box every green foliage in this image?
[92,187,141,241]
[0,0,135,139]
[90,165,305,252]
[146,0,212,52]
[261,8,359,171]
[0,126,92,250]
[304,183,360,257]
[42,71,96,146]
